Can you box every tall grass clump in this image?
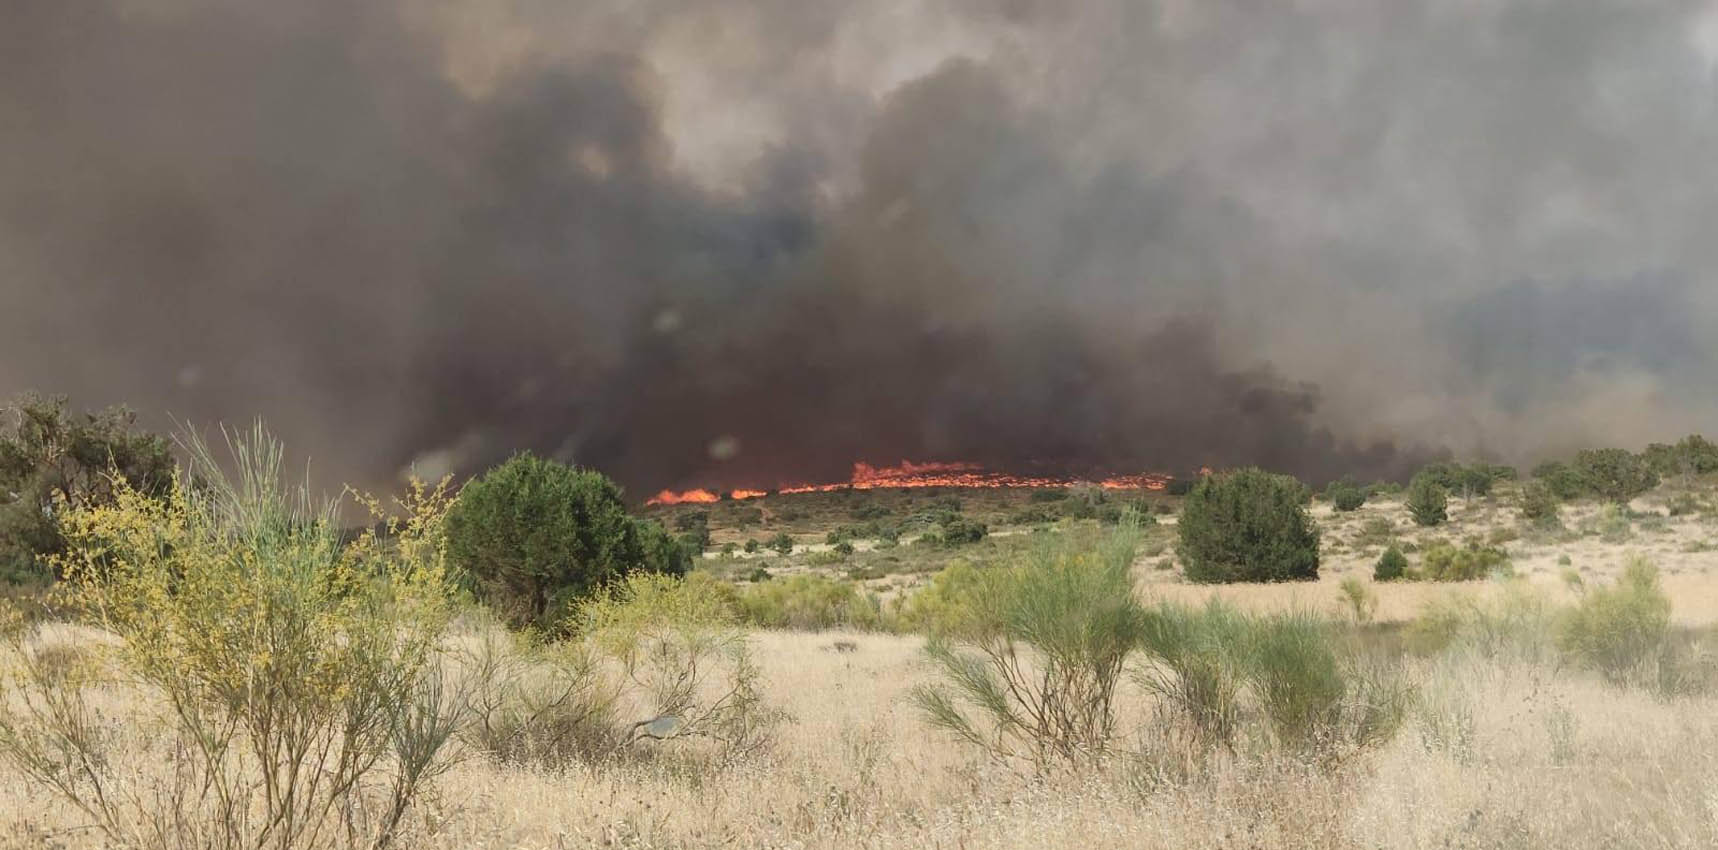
[912,522,1146,767]
[0,424,462,850]
[1557,556,1671,686]
[1138,603,1409,758]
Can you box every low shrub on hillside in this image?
[1418,541,1510,582]
[1406,473,1448,527]
[1519,480,1559,525]
[1327,483,1366,512]
[1374,546,1408,581]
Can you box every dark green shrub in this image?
[445,454,683,633]
[0,394,174,584]
[1405,473,1448,527]
[743,538,759,554]
[1519,481,1559,523]
[1454,465,1494,500]
[767,532,795,556]
[1532,460,1589,500]
[1029,489,1070,503]
[938,516,988,546]
[832,541,855,557]
[1328,484,1365,512]
[1374,546,1408,581]
[1178,468,1320,583]
[1574,448,1659,505]
[850,502,891,521]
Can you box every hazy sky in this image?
[5,0,1717,494]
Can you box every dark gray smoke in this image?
[4,0,1715,496]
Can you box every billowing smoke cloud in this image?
[3,0,1716,496]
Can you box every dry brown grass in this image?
[7,617,1718,849]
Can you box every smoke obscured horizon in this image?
[5,0,1717,496]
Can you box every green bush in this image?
[744,538,760,554]
[894,561,987,634]
[937,516,988,546]
[1327,482,1366,512]
[1557,557,1671,686]
[1139,603,1408,754]
[1178,468,1320,583]
[1374,546,1408,581]
[445,454,685,634]
[1532,460,1590,500]
[1418,541,1510,582]
[1573,448,1659,505]
[912,523,1146,765]
[0,394,174,584]
[767,531,795,555]
[1518,480,1559,523]
[736,574,883,631]
[1405,473,1448,527]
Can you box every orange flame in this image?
[645,461,1174,505]
[647,488,719,505]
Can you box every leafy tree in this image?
[444,454,684,633]
[1405,472,1448,527]
[1374,546,1408,581]
[1573,448,1659,505]
[1178,468,1320,583]
[0,394,174,584]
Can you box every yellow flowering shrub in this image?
[0,424,461,850]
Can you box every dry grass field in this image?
[8,476,1718,849]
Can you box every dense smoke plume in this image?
[4,0,1717,496]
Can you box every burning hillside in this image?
[646,460,1172,506]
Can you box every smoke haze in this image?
[4,0,1717,495]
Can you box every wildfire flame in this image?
[645,461,1173,505]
